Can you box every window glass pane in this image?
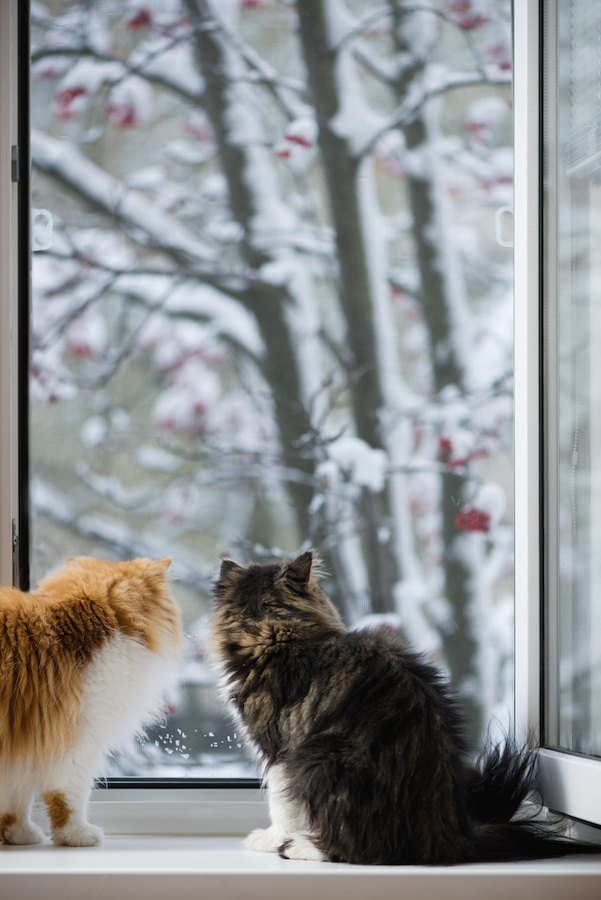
[30,0,513,779]
[543,0,601,757]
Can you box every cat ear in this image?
[219,558,242,580]
[158,556,173,569]
[286,550,313,586]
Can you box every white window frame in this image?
[514,0,601,827]
[513,0,542,747]
[2,0,601,838]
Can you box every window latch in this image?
[11,145,19,183]
[494,206,513,248]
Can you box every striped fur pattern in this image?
[213,551,600,864]
[0,556,181,846]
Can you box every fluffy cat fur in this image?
[212,551,600,865]
[0,555,181,847]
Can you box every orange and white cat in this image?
[0,556,181,847]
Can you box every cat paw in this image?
[244,826,286,854]
[279,834,325,861]
[1,820,45,845]
[52,822,103,847]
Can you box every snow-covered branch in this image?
[211,16,308,120]
[31,42,204,103]
[32,478,212,591]
[358,69,511,160]
[32,129,213,264]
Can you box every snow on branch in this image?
[330,5,391,54]
[32,43,204,104]
[32,129,213,264]
[358,68,511,160]
[43,247,294,307]
[32,477,211,590]
[114,276,265,363]
[211,16,308,120]
[126,32,205,101]
[351,44,401,84]
[75,461,161,511]
[32,9,207,102]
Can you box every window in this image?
[22,0,516,789]
[5,0,601,855]
[3,0,601,844]
[34,7,600,852]
[543,0,601,760]
[535,0,601,825]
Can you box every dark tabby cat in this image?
[212,551,599,865]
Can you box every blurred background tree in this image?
[30,0,513,775]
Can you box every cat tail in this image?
[465,736,537,825]
[466,818,601,863]
[464,737,600,861]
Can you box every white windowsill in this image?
[1,836,601,900]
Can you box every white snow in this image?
[60,58,124,92]
[81,416,108,447]
[328,48,387,155]
[128,38,204,99]
[320,436,388,493]
[466,95,510,129]
[32,130,214,263]
[107,75,152,126]
[66,306,109,357]
[397,6,438,62]
[126,165,166,190]
[135,445,182,473]
[200,173,228,202]
[472,482,506,527]
[164,139,213,166]
[153,359,221,435]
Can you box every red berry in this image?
[127,8,152,28]
[454,507,491,533]
[439,436,453,457]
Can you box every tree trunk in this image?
[184,0,317,536]
[389,0,481,737]
[297,0,401,614]
[184,0,364,617]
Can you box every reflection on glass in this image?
[544,0,601,758]
[30,0,513,777]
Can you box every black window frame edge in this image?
[17,0,30,593]
[538,0,548,750]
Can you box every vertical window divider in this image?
[513,0,543,745]
[0,0,22,588]
[17,0,31,593]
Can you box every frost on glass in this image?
[30,0,513,778]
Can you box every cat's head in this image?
[39,556,182,654]
[211,550,345,667]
